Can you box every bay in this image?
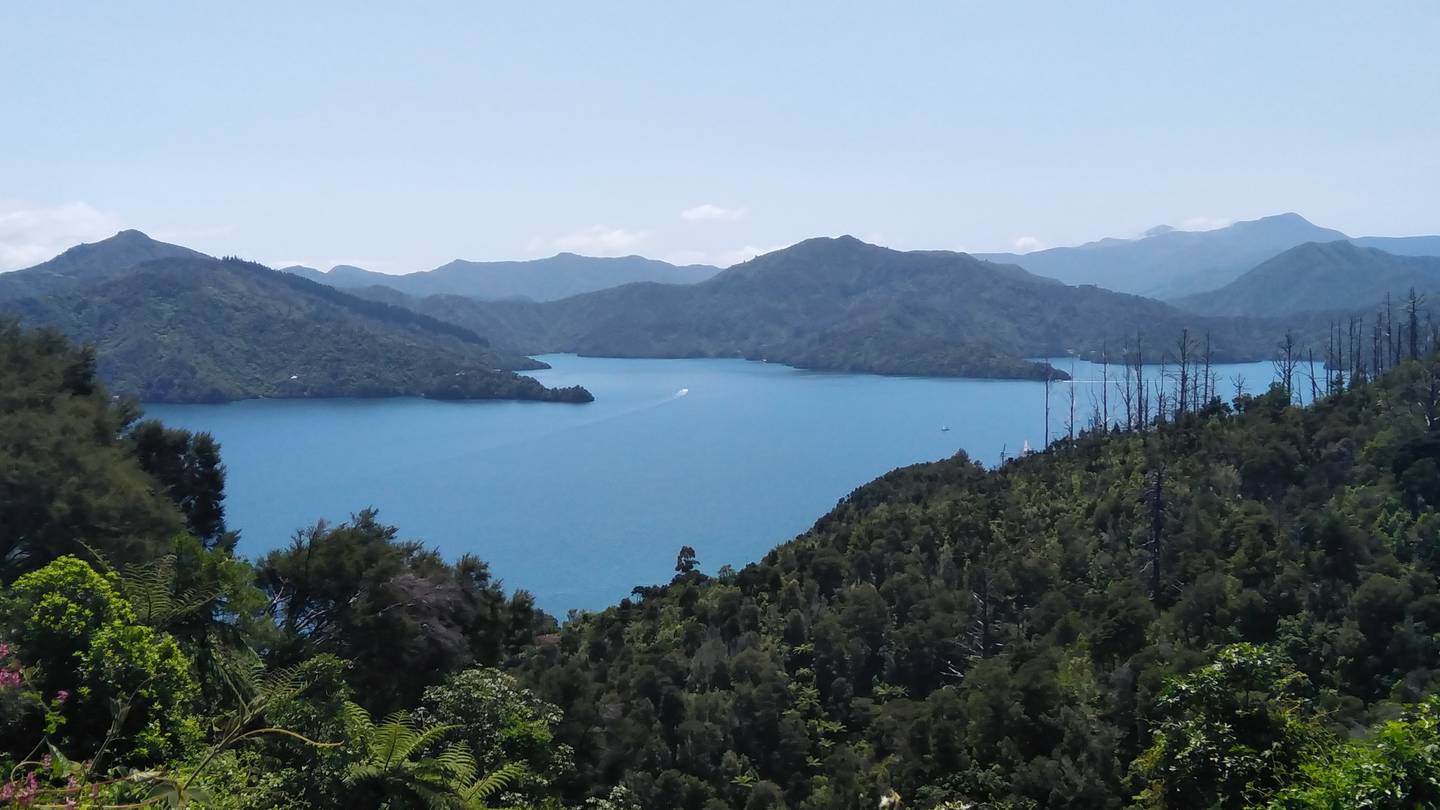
[145,354,1294,613]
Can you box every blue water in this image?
[145,355,1292,614]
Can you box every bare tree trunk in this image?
[1119,344,1134,432]
[1408,288,1423,361]
[1388,293,1396,369]
[1068,358,1077,440]
[1373,316,1383,379]
[1176,329,1190,417]
[1134,333,1146,431]
[1427,362,1440,430]
[1147,464,1165,601]
[1306,349,1320,404]
[1044,366,1052,447]
[1101,341,1110,429]
[1273,332,1297,403]
[1157,355,1168,424]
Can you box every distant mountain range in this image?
[6,217,1438,398]
[282,253,720,302]
[977,213,1350,299]
[1175,240,1440,318]
[364,236,1286,380]
[0,232,591,404]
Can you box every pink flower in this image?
[54,690,69,705]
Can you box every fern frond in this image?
[341,700,374,732]
[402,722,461,762]
[461,761,526,803]
[434,743,477,783]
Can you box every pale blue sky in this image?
[2,2,1437,272]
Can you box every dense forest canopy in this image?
[7,322,1440,807]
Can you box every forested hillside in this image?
[7,322,1440,808]
[517,336,1440,809]
[375,236,1289,381]
[0,233,592,403]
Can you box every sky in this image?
[1,2,1437,273]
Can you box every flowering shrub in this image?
[0,642,21,689]
[2,556,199,765]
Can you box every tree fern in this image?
[344,709,526,809]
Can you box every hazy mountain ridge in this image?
[1175,240,1440,317]
[281,252,721,302]
[978,213,1440,300]
[0,233,592,403]
[1350,234,1440,257]
[978,213,1350,298]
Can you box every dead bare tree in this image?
[1372,315,1383,378]
[1156,355,1168,425]
[1273,332,1298,403]
[1067,358,1077,441]
[1044,365,1053,446]
[1101,340,1110,429]
[1408,288,1424,361]
[1387,293,1396,369]
[1306,349,1320,404]
[1134,332,1147,431]
[1201,331,1213,406]
[1117,345,1135,431]
[1143,463,1166,601]
[1426,362,1440,430]
[1176,329,1191,417]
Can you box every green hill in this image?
[0,233,592,403]
[384,236,1289,380]
[0,228,206,302]
[1176,240,1440,317]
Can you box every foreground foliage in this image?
[9,322,1440,808]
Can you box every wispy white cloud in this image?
[0,201,123,272]
[1012,235,1046,254]
[680,204,748,223]
[535,225,652,256]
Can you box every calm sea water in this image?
[145,355,1295,614]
